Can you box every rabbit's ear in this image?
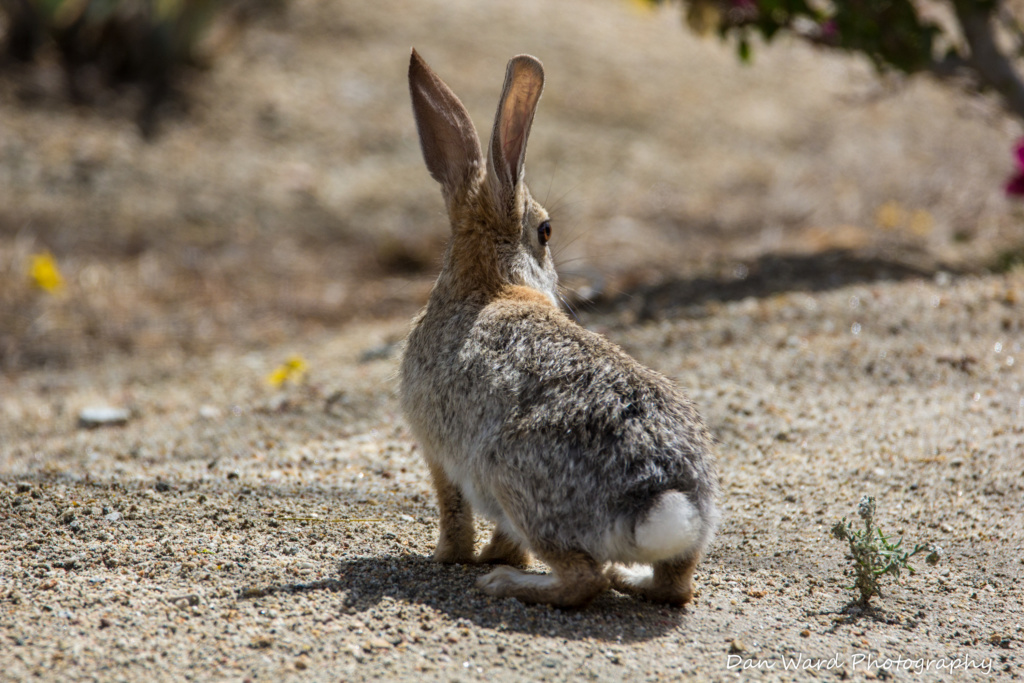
[409,49,483,197]
[487,55,544,205]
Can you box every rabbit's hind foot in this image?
[476,551,608,608]
[477,529,530,566]
[606,554,700,607]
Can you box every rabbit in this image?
[400,48,719,608]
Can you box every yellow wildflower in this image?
[267,355,308,387]
[29,252,65,292]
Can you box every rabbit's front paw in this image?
[433,539,476,564]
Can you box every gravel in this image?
[2,271,1023,681]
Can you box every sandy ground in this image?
[2,272,1023,681]
[2,0,1024,680]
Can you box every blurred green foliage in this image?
[678,0,944,74]
[0,0,258,136]
[653,0,1024,122]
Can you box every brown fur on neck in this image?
[437,176,542,305]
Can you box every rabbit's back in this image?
[400,293,716,560]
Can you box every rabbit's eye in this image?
[537,220,552,246]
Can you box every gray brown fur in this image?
[400,49,719,608]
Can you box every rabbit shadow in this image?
[243,553,689,643]
[589,248,944,321]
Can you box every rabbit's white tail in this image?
[633,491,705,562]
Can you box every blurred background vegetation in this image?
[2,0,283,136]
[1,0,1022,371]
[671,0,1024,122]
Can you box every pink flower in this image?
[820,19,838,42]
[1005,139,1024,197]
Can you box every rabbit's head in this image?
[409,49,557,306]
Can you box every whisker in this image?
[546,183,583,215]
[542,164,559,206]
[552,229,588,265]
[558,291,582,323]
[554,257,592,270]
[552,232,585,257]
[559,277,608,312]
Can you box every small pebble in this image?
[199,405,222,419]
[78,407,131,429]
[172,594,200,608]
[367,638,392,650]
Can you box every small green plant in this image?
[831,495,940,607]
